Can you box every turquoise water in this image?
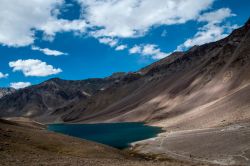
[48,122,162,149]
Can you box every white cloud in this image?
[98,37,118,47]
[177,8,237,51]
[177,24,227,50]
[1,0,238,63]
[31,46,67,56]
[39,19,87,39]
[0,72,8,79]
[129,44,169,60]
[10,82,31,89]
[0,0,62,47]
[9,59,62,77]
[115,45,127,51]
[78,0,214,38]
[129,45,142,54]
[198,8,235,24]
[0,0,217,52]
[142,44,161,55]
[141,44,170,59]
[0,0,87,47]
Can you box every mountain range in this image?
[0,19,249,132]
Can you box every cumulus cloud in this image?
[98,37,118,47]
[198,8,236,24]
[98,37,128,51]
[1,0,238,62]
[39,19,87,39]
[10,82,31,89]
[0,0,87,47]
[129,44,169,60]
[0,0,217,52]
[9,59,62,77]
[31,46,67,56]
[177,24,234,50]
[115,45,127,51]
[129,45,142,54]
[78,0,214,38]
[0,72,8,79]
[177,8,237,51]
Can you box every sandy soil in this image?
[132,122,250,166]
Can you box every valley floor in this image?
[132,122,250,166]
[0,118,208,166]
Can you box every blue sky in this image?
[0,0,249,89]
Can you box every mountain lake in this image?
[48,122,162,149]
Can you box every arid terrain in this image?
[0,19,250,165]
[132,122,250,165]
[1,19,249,128]
[0,118,208,166]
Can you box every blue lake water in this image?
[48,122,162,149]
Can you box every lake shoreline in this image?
[47,122,163,149]
[1,118,200,166]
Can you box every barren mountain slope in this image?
[0,78,114,122]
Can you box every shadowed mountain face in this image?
[0,19,250,129]
[0,78,116,122]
